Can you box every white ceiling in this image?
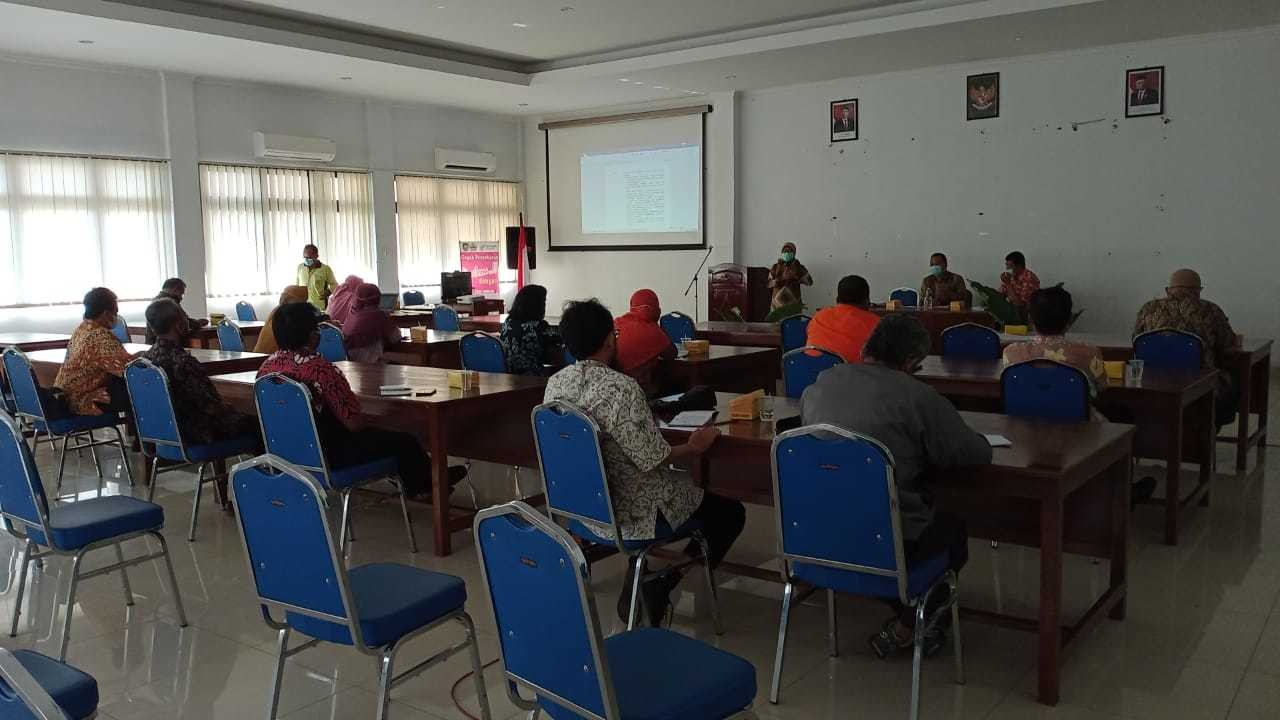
[0,0,1276,116]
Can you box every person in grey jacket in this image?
[801,313,992,659]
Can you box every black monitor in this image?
[379,293,398,310]
[441,272,472,303]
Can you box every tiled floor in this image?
[2,382,1278,719]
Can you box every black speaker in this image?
[505,226,536,270]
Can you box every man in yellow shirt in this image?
[297,244,338,310]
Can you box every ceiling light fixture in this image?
[560,6,574,11]
[339,76,352,80]
[512,22,528,28]
[78,39,95,44]
[518,102,529,107]
[654,86,666,90]
[618,78,629,82]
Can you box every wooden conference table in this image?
[211,362,547,556]
[913,355,1216,545]
[669,345,780,394]
[385,329,468,368]
[125,320,267,349]
[696,306,997,354]
[660,393,1132,706]
[1001,332,1271,470]
[27,343,267,385]
[0,333,73,352]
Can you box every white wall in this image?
[0,55,521,333]
[736,27,1280,345]
[523,93,736,320]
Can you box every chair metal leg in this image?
[57,552,86,661]
[460,613,493,720]
[114,543,134,606]
[337,490,353,552]
[153,532,188,627]
[8,541,31,637]
[395,479,419,554]
[110,426,134,485]
[510,465,524,499]
[375,645,396,720]
[626,555,646,631]
[768,581,795,703]
[950,573,965,685]
[55,436,70,493]
[188,464,206,542]
[826,589,839,657]
[695,534,724,635]
[145,457,160,502]
[909,602,926,720]
[267,627,290,719]
[87,431,104,480]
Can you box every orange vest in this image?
[805,304,881,362]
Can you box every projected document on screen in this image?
[580,146,700,235]
[545,110,705,250]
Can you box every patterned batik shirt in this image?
[1003,335,1108,397]
[258,350,362,426]
[1133,296,1236,370]
[500,319,562,376]
[141,338,248,445]
[55,321,132,415]
[1000,268,1042,306]
[543,360,702,541]
[919,271,973,306]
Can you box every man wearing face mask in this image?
[297,244,338,311]
[918,252,972,308]
[545,298,745,628]
[767,242,814,313]
[144,277,208,344]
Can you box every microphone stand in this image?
[683,244,715,323]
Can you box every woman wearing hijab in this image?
[500,285,562,375]
[342,283,401,363]
[614,289,677,392]
[325,275,364,326]
[767,242,813,316]
[254,285,310,353]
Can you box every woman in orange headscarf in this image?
[613,289,676,392]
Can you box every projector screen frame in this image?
[541,104,711,253]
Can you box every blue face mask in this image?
[303,257,317,268]
[781,252,795,263]
[929,265,944,277]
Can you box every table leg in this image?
[1164,399,1184,546]
[1199,390,1214,508]
[428,417,452,556]
[1255,354,1269,464]
[1236,357,1252,470]
[1109,453,1131,621]
[1038,494,1064,705]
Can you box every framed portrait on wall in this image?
[830,98,858,142]
[966,72,1000,120]
[1125,66,1164,118]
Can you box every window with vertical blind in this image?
[0,153,173,307]
[199,164,375,297]
[394,176,522,288]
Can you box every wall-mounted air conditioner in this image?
[435,148,496,175]
[253,132,337,163]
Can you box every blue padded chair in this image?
[0,648,98,720]
[475,501,757,720]
[235,301,257,322]
[781,346,843,399]
[1001,360,1090,422]
[659,312,696,344]
[216,321,245,352]
[563,348,577,365]
[0,410,186,661]
[432,304,461,331]
[317,322,347,362]
[229,455,491,720]
[1133,329,1203,371]
[2,348,134,492]
[110,317,130,344]
[532,402,723,633]
[402,290,426,307]
[125,358,258,541]
[460,332,507,374]
[941,323,1001,360]
[779,315,811,353]
[254,373,417,553]
[1,361,15,415]
[889,288,919,307]
[769,425,962,719]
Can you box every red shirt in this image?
[805,304,881,362]
[1000,268,1041,305]
[257,350,362,428]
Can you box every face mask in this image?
[303,258,317,268]
[781,252,795,263]
[929,265,944,277]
